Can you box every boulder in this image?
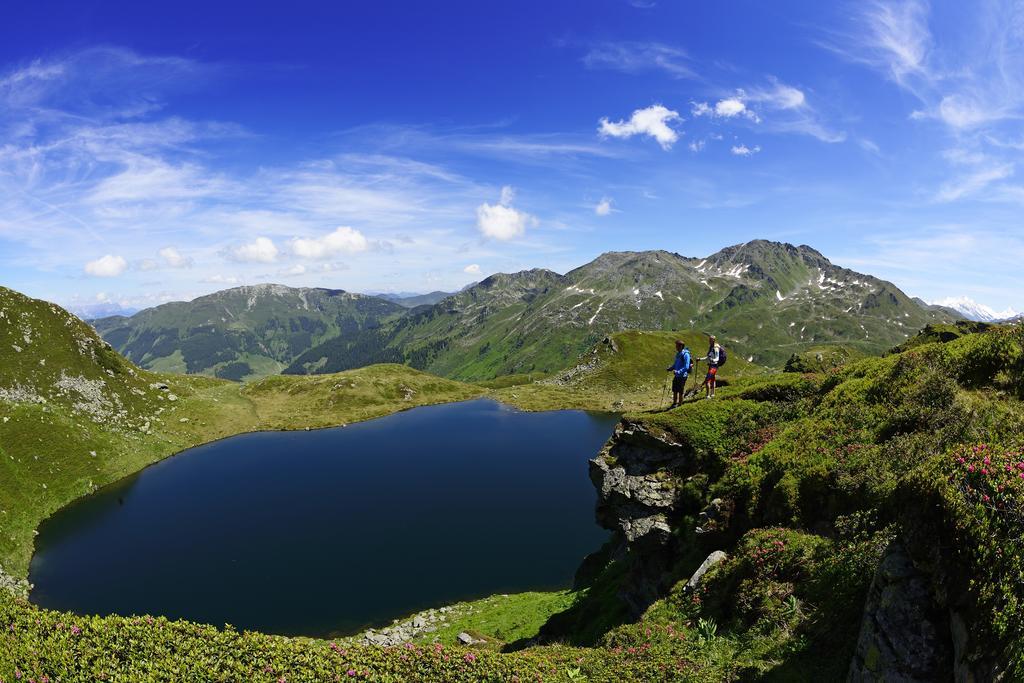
[457,632,476,645]
[684,551,727,593]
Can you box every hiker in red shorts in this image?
[701,335,722,399]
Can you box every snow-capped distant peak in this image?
[931,296,1020,322]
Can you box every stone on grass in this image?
[684,550,727,593]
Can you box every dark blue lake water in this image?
[29,399,618,637]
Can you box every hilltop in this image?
[92,284,405,381]
[287,240,957,380]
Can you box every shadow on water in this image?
[30,399,619,637]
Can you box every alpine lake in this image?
[28,399,618,637]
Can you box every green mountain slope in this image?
[92,284,406,380]
[288,241,958,380]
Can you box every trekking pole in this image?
[689,358,701,398]
[660,374,669,407]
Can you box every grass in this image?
[404,591,582,647]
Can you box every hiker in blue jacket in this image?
[666,340,691,408]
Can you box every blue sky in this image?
[1,0,1022,315]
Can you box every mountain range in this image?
[929,296,1020,323]
[92,285,405,380]
[288,240,958,378]
[93,241,960,381]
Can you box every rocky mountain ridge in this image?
[290,240,959,379]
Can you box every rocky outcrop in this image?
[848,541,952,682]
[588,420,702,614]
[589,421,690,543]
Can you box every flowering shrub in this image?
[950,443,1024,525]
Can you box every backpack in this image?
[717,345,727,367]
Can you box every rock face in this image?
[590,421,687,543]
[848,541,953,682]
[588,420,700,614]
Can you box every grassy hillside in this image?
[494,329,765,412]
[242,364,482,430]
[92,284,406,380]
[287,241,957,381]
[4,317,1022,680]
[0,287,480,584]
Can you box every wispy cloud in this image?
[582,41,697,79]
[692,77,845,143]
[935,162,1014,202]
[824,0,1024,198]
[730,144,761,157]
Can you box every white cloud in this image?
[688,139,706,152]
[582,42,696,79]
[476,204,530,240]
[692,97,759,122]
[826,0,1023,134]
[935,163,1014,202]
[203,274,242,285]
[692,79,844,143]
[158,246,191,268]
[291,226,368,259]
[277,264,306,276]
[595,197,613,216]
[227,236,279,263]
[829,0,931,88]
[84,254,128,277]
[476,186,535,241]
[598,105,682,150]
[715,98,749,118]
[464,263,481,274]
[730,144,761,156]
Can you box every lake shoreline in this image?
[28,397,614,638]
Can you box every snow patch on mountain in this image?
[932,296,1019,322]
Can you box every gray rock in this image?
[457,632,475,645]
[365,632,390,646]
[684,551,727,592]
[847,541,952,682]
[412,616,426,628]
